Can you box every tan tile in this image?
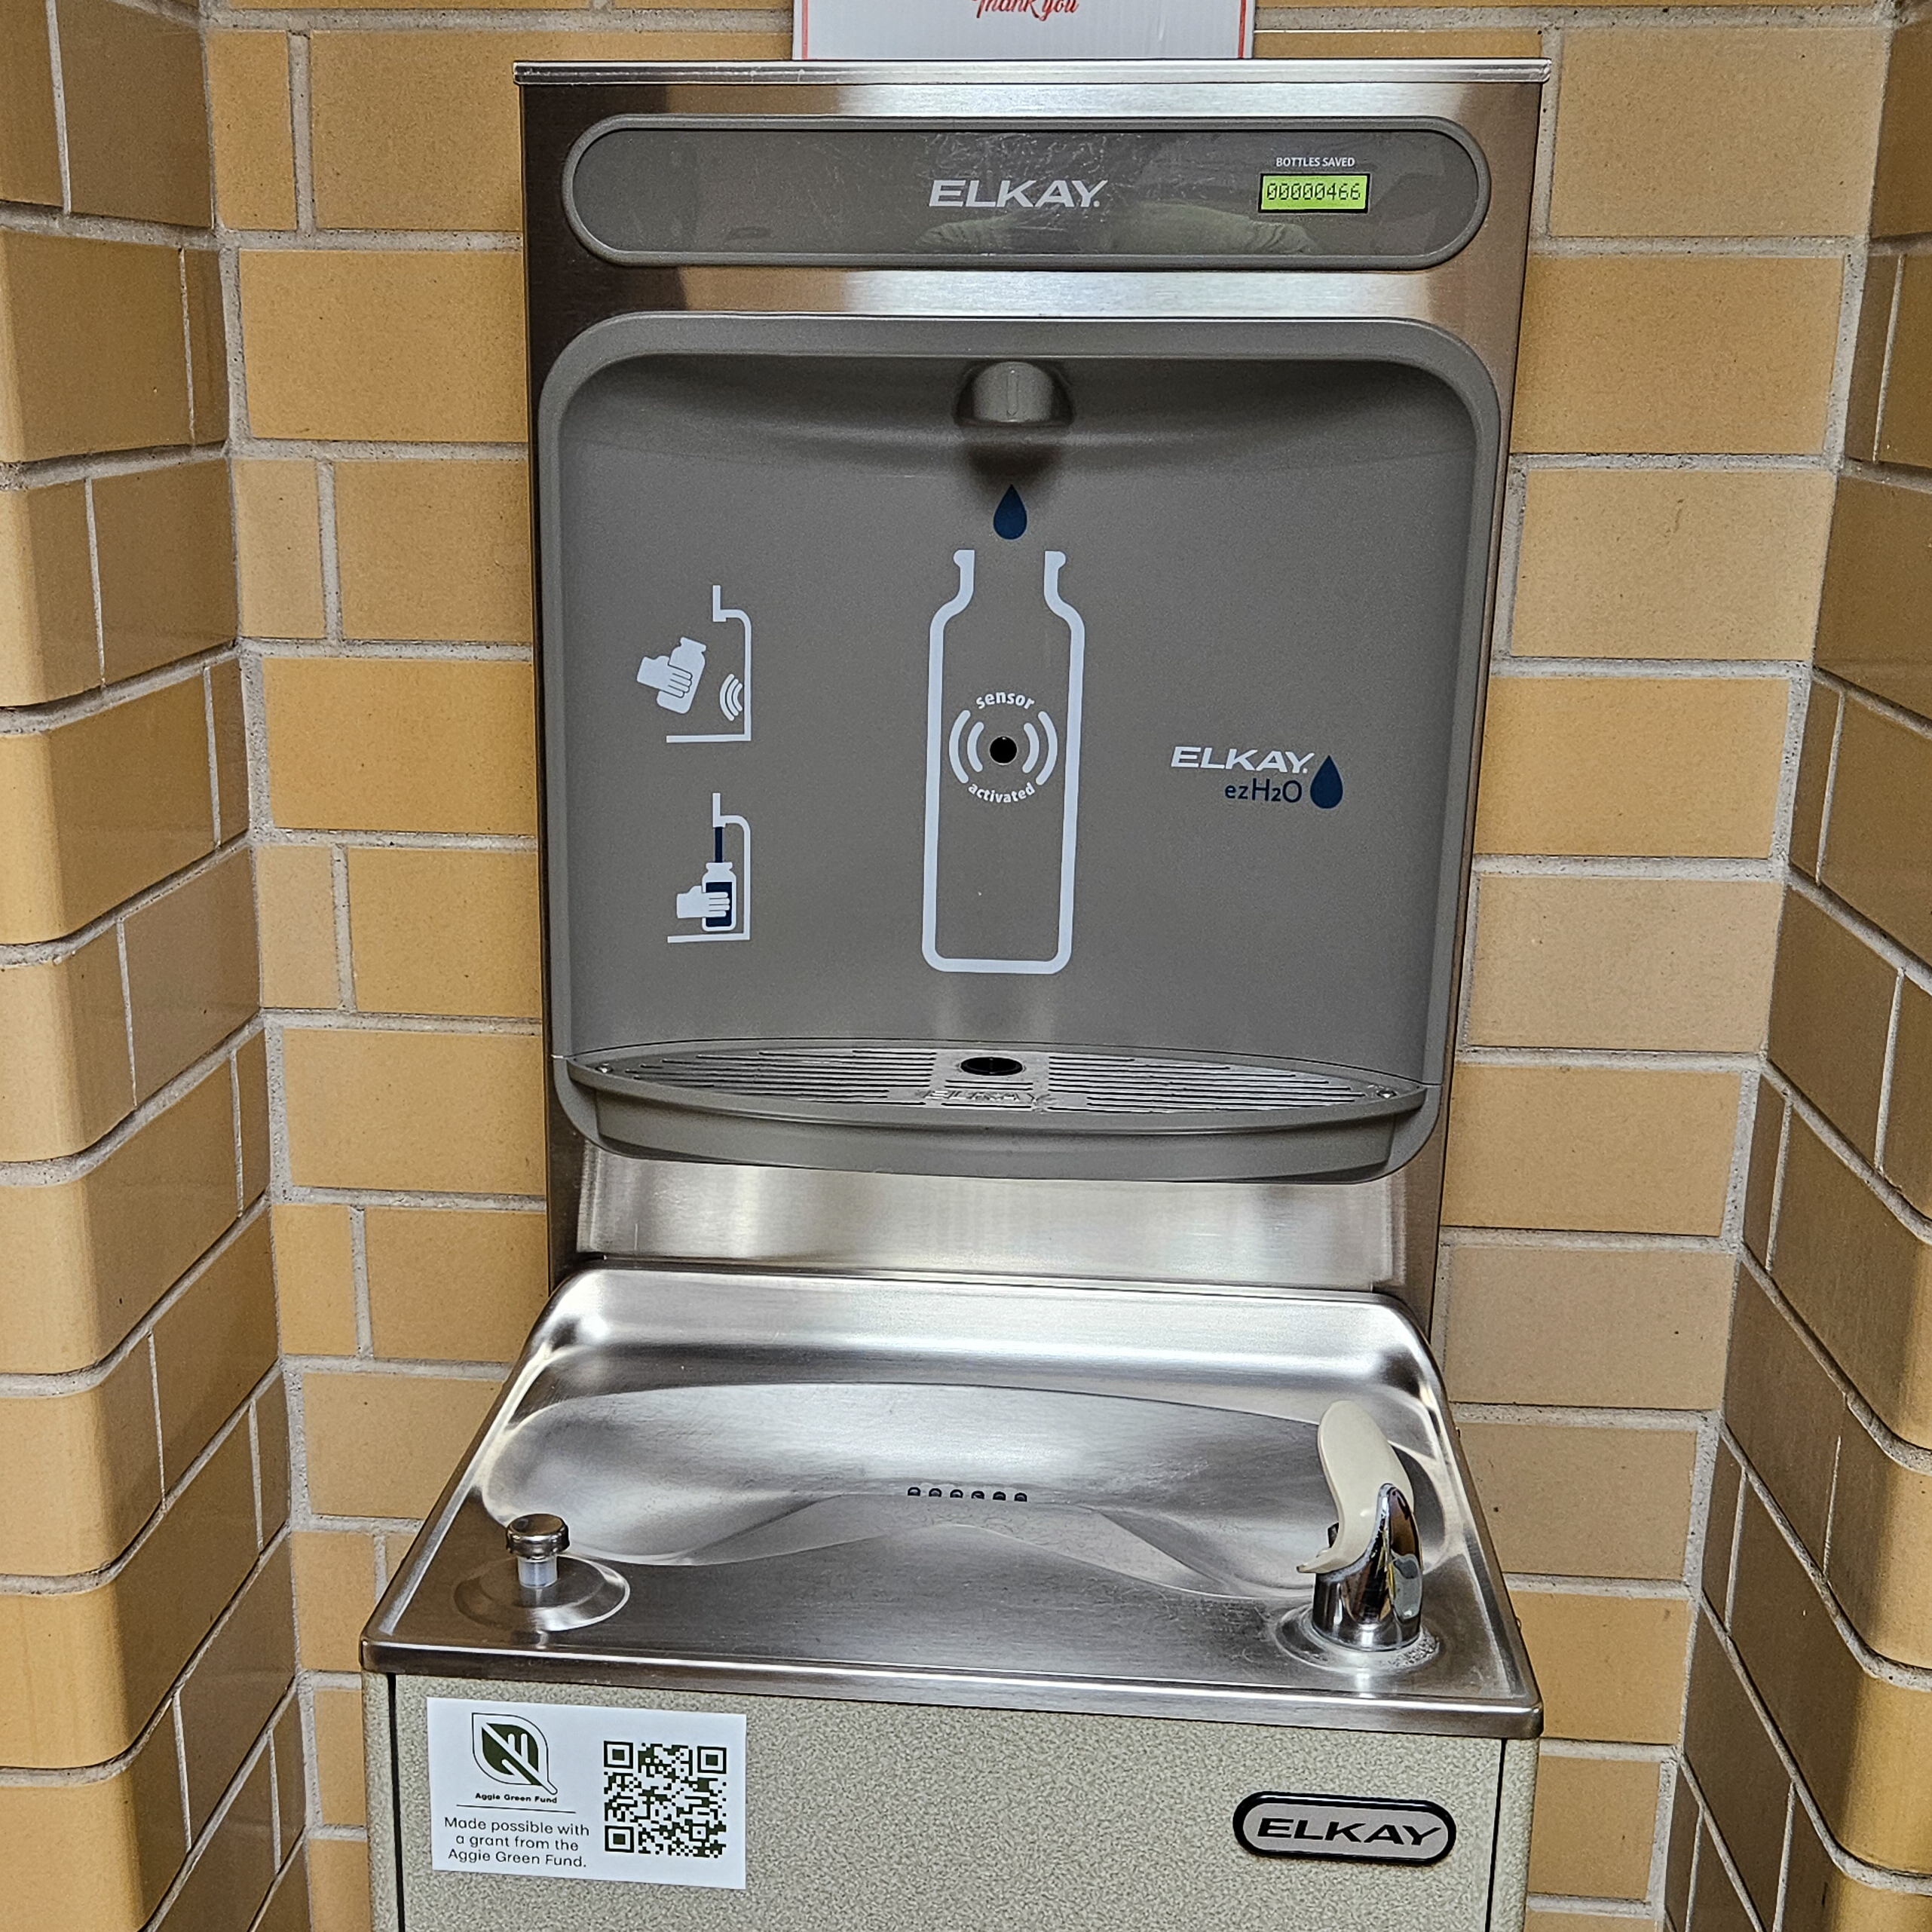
[212,658,249,846]
[1886,981,1932,1219]
[1474,677,1789,858]
[1443,1244,1731,1409]
[271,1203,357,1355]
[1513,256,1842,455]
[305,1836,371,1932]
[1443,1064,1741,1236]
[1467,875,1779,1052]
[0,674,215,943]
[256,1851,309,1932]
[1691,1825,1757,1932]
[335,459,531,643]
[364,1205,546,1361]
[56,0,210,228]
[155,1750,276,1932]
[184,249,227,449]
[237,1029,269,1208]
[262,657,535,835]
[272,1698,305,1854]
[177,1544,295,1831]
[234,461,324,641]
[1878,257,1932,473]
[0,0,62,207]
[1703,1442,1741,1615]
[312,1687,367,1827]
[0,1346,158,1575]
[0,929,134,1159]
[0,482,98,703]
[207,31,295,231]
[1459,1421,1696,1581]
[1257,29,1542,56]
[0,1059,237,1373]
[347,847,539,1019]
[0,1422,256,1765]
[1510,468,1832,663]
[1845,253,1898,466]
[238,250,524,444]
[1744,1076,1784,1268]
[383,1527,419,1578]
[311,30,790,231]
[1769,890,1897,1159]
[255,1373,289,1542]
[1511,1588,1691,1744]
[1526,1751,1660,1901]
[1550,29,1885,238]
[1730,1487,1932,1871]
[1665,1778,1699,1931]
[0,1710,186,1930]
[1873,23,1932,240]
[153,1216,277,1486]
[1816,476,1932,723]
[283,1026,543,1196]
[289,1531,376,1673]
[124,850,260,1102]
[302,1369,499,1519]
[256,844,339,1010]
[1684,1612,1792,1919]
[91,461,237,684]
[1818,699,1932,963]
[0,231,192,461]
[1783,1801,1932,1932]
[1790,682,1839,880]
[1829,1416,1932,1670]
[1772,1116,1932,1447]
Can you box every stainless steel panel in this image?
[367,1267,1538,1738]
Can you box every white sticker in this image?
[795,0,1252,60]
[427,1698,746,1888]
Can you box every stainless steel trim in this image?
[515,59,1553,87]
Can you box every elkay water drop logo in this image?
[1170,743,1346,810]
[993,485,1027,540]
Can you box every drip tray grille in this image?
[573,1040,1422,1123]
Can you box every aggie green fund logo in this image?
[473,1713,556,1796]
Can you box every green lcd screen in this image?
[1259,172,1371,213]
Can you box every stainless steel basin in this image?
[367,1266,1539,1738]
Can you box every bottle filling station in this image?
[363,59,1549,1931]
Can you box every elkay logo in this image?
[1172,744,1346,810]
[1233,1793,1456,1866]
[929,177,1107,210]
[472,1713,556,1796]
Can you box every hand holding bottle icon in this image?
[636,635,706,715]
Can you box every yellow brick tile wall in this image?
[0,2,308,1924]
[1686,20,1932,1930]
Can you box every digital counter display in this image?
[1260,172,1371,213]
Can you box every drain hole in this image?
[958,1055,1024,1078]
[907,1486,1028,1502]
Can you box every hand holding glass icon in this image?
[636,635,706,715]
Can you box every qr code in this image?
[602,1740,729,1859]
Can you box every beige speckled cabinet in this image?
[366,1676,1536,1932]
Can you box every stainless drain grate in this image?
[581,1043,1410,1116]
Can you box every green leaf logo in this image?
[472,1714,556,1796]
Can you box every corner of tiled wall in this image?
[0,0,302,1927]
[1674,12,1932,1932]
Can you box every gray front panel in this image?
[384,1673,1512,1932]
[542,318,1493,1157]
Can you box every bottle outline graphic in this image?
[920,547,1085,975]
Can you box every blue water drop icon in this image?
[993,485,1027,540]
[1311,757,1344,810]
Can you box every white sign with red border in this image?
[795,0,1253,60]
